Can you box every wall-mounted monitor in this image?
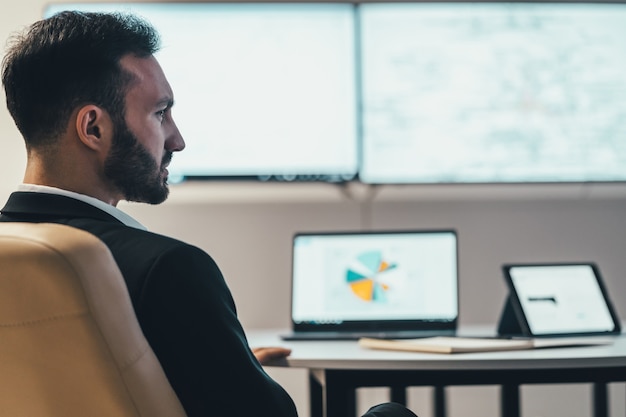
[358,2,626,185]
[45,3,358,183]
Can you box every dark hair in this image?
[1,11,160,148]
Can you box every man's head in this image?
[1,11,185,204]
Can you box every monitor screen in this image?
[359,2,626,184]
[45,3,358,183]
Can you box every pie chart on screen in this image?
[345,251,397,302]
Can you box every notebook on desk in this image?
[281,229,459,341]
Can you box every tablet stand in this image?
[496,296,526,337]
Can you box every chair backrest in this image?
[0,222,187,417]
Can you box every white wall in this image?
[2,2,626,417]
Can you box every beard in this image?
[104,119,172,205]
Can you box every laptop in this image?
[281,229,459,340]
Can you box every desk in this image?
[247,329,626,417]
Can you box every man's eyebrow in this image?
[156,98,174,108]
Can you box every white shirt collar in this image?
[17,184,147,231]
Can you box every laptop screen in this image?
[290,230,458,332]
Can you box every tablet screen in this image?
[504,263,620,336]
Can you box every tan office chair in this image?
[0,222,187,417]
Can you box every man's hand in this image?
[252,346,292,365]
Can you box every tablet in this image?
[501,263,621,337]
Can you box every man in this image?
[1,11,417,417]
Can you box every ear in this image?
[75,105,113,152]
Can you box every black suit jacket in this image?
[1,192,298,417]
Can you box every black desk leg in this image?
[309,373,323,417]
[390,386,407,405]
[501,384,520,417]
[434,385,446,417]
[593,383,608,417]
[324,377,356,417]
